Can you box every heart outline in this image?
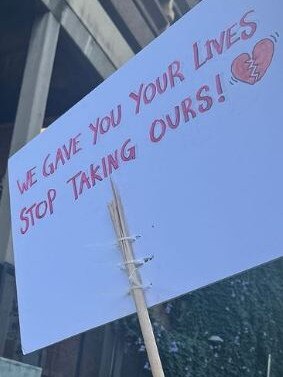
[231,38,274,85]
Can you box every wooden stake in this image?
[108,181,165,377]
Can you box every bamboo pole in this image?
[108,180,165,377]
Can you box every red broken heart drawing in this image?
[231,38,274,85]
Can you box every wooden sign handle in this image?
[108,181,165,377]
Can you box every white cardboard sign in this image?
[9,0,283,353]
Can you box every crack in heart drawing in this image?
[231,38,275,85]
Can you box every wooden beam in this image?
[40,0,134,75]
[133,0,169,35]
[107,0,155,49]
[0,11,60,263]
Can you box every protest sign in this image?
[9,0,283,353]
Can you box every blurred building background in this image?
[0,0,282,376]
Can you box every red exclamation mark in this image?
[216,74,225,103]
